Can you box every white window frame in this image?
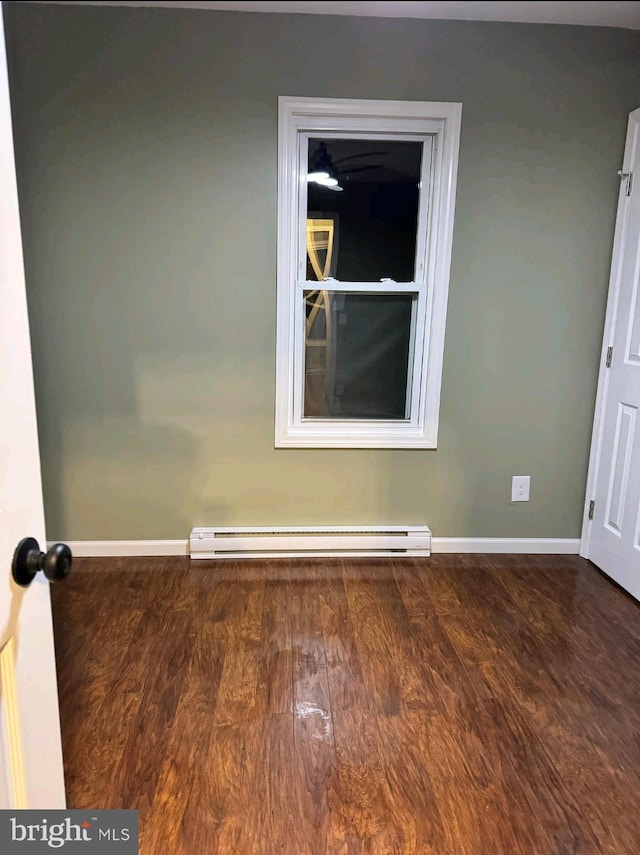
[275,96,462,448]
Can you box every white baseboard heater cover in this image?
[189,525,431,560]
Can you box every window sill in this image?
[275,423,438,449]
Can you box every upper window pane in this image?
[306,139,423,282]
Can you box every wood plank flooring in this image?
[50,555,640,854]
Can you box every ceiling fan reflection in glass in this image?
[306,138,424,282]
[307,142,344,190]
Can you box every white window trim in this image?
[275,96,462,448]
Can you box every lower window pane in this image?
[303,290,414,419]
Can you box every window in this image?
[275,97,462,448]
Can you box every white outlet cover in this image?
[511,475,531,502]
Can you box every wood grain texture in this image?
[51,555,640,854]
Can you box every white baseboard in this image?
[431,538,580,554]
[56,537,581,558]
[59,540,189,557]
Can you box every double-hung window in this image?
[275,97,461,448]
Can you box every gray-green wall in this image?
[4,4,640,540]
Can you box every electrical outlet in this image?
[511,475,530,502]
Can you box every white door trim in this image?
[0,3,66,807]
[580,108,640,559]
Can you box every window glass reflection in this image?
[307,139,423,282]
[304,290,414,420]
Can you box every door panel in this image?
[586,108,640,600]
[0,5,66,807]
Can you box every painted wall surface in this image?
[3,4,640,539]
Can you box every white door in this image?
[0,7,66,808]
[582,108,640,600]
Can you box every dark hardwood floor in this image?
[50,555,640,854]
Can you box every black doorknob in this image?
[12,537,73,587]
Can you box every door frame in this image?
[580,108,640,559]
[0,3,66,807]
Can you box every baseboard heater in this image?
[189,525,431,560]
